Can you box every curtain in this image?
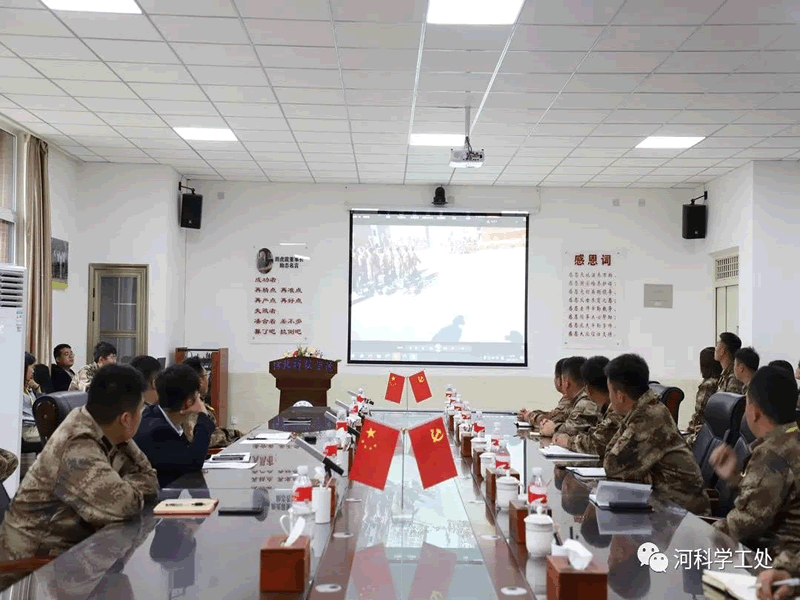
[24,136,52,364]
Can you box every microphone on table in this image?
[295,437,345,477]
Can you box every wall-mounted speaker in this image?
[180,193,203,229]
[682,203,706,239]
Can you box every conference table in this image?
[0,409,757,599]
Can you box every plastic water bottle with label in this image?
[490,422,502,448]
[495,435,511,473]
[323,430,338,460]
[528,467,548,508]
[292,465,313,514]
[336,408,348,432]
[473,410,485,436]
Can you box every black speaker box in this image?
[682,203,706,239]
[180,193,203,229]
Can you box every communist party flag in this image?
[408,416,456,489]
[384,373,404,404]
[409,370,432,402]
[351,544,397,600]
[408,543,457,600]
[349,417,400,490]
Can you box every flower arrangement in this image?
[283,345,323,359]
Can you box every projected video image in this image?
[349,211,528,366]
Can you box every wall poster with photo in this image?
[52,238,68,290]
[249,244,312,344]
[563,251,624,349]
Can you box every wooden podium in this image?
[269,357,338,413]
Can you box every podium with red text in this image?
[269,357,338,413]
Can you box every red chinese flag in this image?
[408,416,457,489]
[351,544,397,600]
[349,417,400,491]
[408,543,457,600]
[409,370,432,402]
[384,373,405,404]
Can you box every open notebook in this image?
[588,480,652,510]
[539,445,599,460]
[702,571,756,600]
[566,467,607,478]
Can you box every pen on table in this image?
[553,531,562,546]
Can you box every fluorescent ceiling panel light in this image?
[174,127,237,142]
[409,133,463,147]
[42,0,142,13]
[427,0,525,24]
[636,136,705,149]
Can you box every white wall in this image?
[751,161,800,363]
[49,148,83,363]
[184,182,708,429]
[65,163,182,364]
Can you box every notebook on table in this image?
[154,498,219,516]
[701,571,756,600]
[540,445,599,460]
[566,467,607,478]
[588,480,652,511]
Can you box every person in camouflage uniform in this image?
[0,448,18,483]
[553,356,624,459]
[518,358,568,427]
[711,366,800,556]
[685,346,722,448]
[715,332,745,394]
[603,353,710,515]
[182,357,241,447]
[734,346,760,398]
[0,365,158,560]
[539,357,597,437]
[758,550,800,600]
[69,342,117,392]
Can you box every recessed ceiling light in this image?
[42,0,142,13]
[174,127,237,142]
[427,0,525,25]
[409,133,464,147]
[636,136,705,149]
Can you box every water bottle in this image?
[495,436,511,473]
[445,383,454,401]
[292,465,313,512]
[490,422,502,448]
[473,410,485,436]
[453,393,463,411]
[356,387,365,403]
[323,430,338,460]
[528,467,548,507]
[336,408,348,432]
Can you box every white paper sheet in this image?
[566,467,606,478]
[539,445,599,459]
[202,461,256,470]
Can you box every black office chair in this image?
[0,482,10,524]
[33,364,54,395]
[732,414,755,470]
[32,391,88,445]
[692,392,746,485]
[649,383,685,424]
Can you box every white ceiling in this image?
[0,0,799,187]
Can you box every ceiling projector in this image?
[450,136,484,168]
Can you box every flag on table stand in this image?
[351,544,397,600]
[409,370,432,402]
[408,416,457,489]
[408,543,457,600]
[384,373,405,404]
[349,417,400,490]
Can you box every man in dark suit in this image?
[51,344,76,392]
[134,364,215,489]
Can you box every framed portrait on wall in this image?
[52,237,69,290]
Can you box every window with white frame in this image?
[0,128,17,264]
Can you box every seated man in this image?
[734,346,760,396]
[130,355,162,406]
[51,344,76,392]
[603,354,710,515]
[539,356,598,437]
[711,366,800,555]
[134,364,215,488]
[715,332,744,394]
[0,448,18,483]
[70,342,117,392]
[686,346,722,449]
[0,365,158,559]
[552,356,624,459]
[182,357,241,447]
[518,358,570,427]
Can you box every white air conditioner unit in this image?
[0,266,26,495]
